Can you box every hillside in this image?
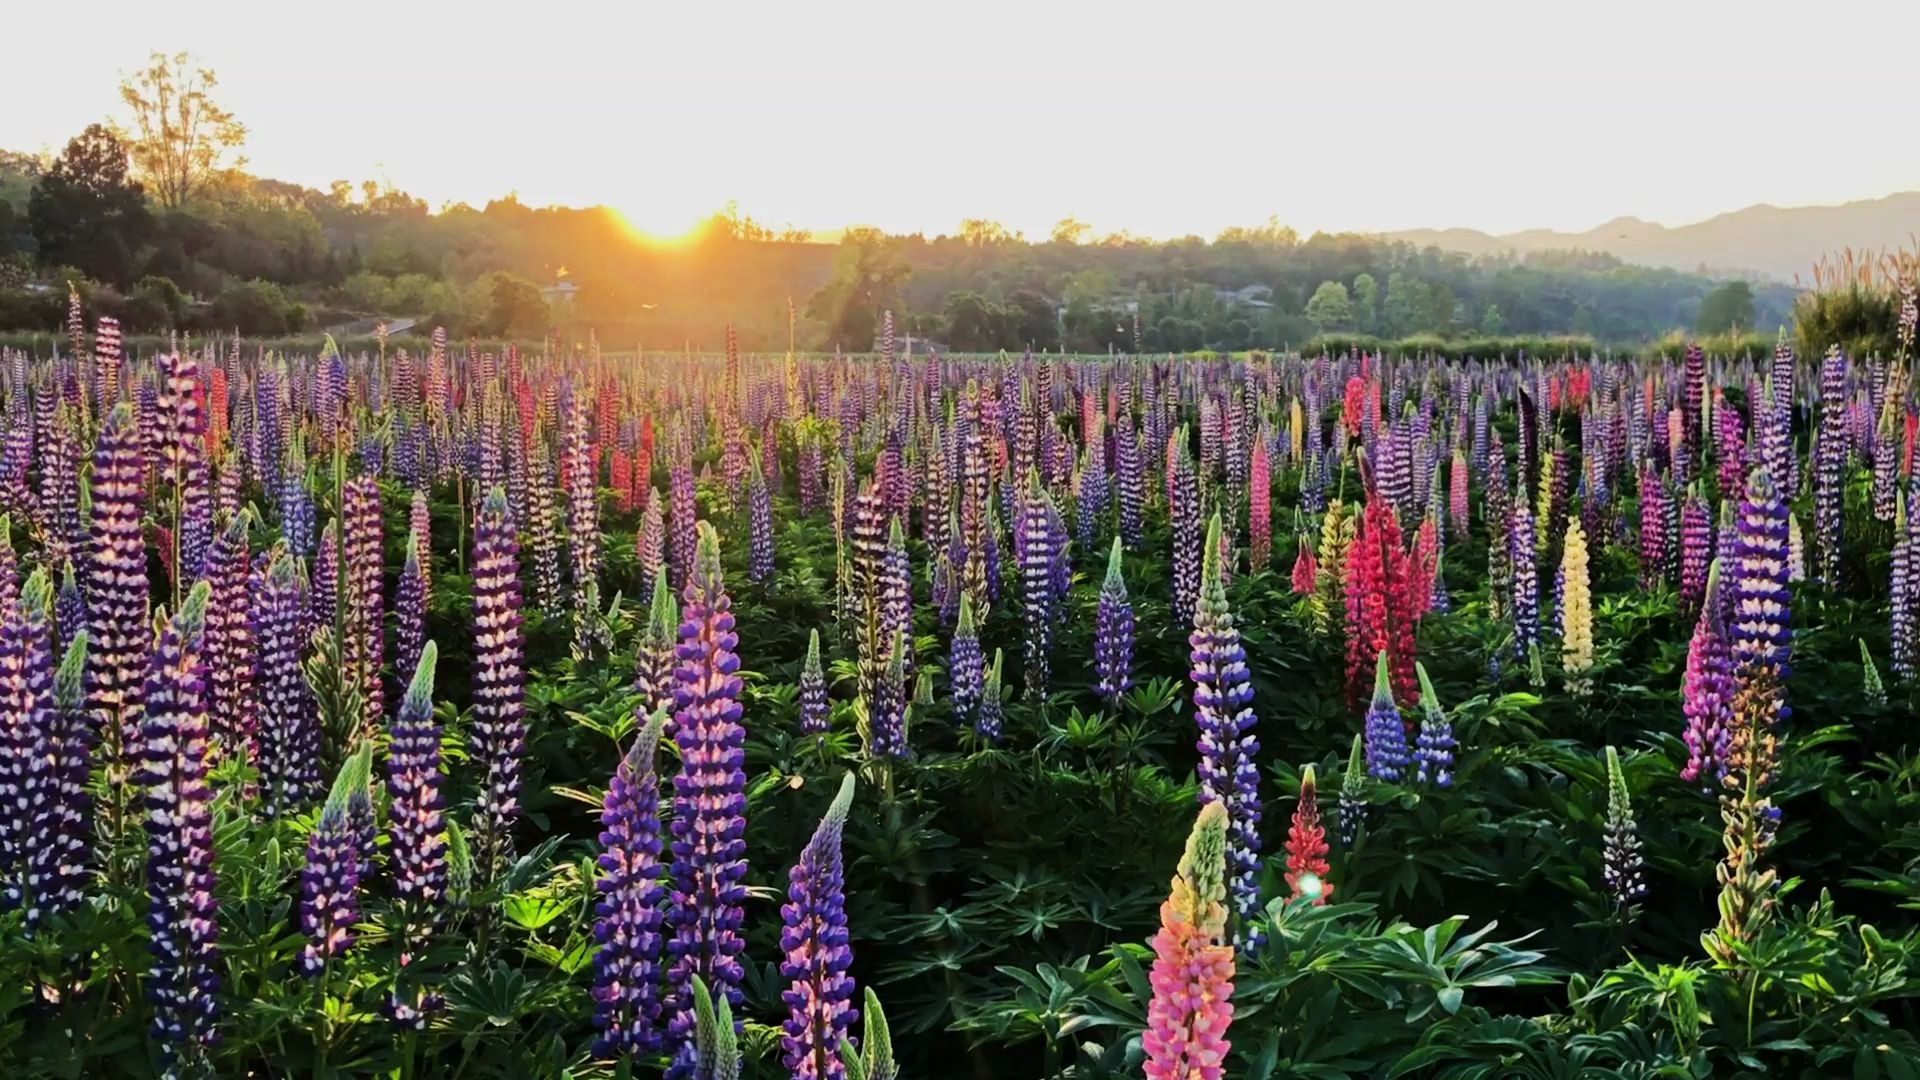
[1383,193,1920,281]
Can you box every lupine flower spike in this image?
[1412,662,1456,787]
[593,708,669,1057]
[1601,746,1647,915]
[1094,537,1135,706]
[1283,767,1332,905]
[779,772,859,1080]
[1143,801,1234,1080]
[1362,652,1409,782]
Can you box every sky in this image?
[7,0,1918,241]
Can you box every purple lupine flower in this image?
[880,518,913,686]
[1510,492,1539,664]
[1412,662,1456,788]
[566,396,608,657]
[203,513,256,767]
[280,443,316,557]
[527,442,565,610]
[635,568,680,721]
[26,628,92,927]
[1337,734,1367,849]
[472,487,529,878]
[1095,537,1134,707]
[639,487,668,610]
[1813,346,1848,586]
[1601,746,1647,911]
[140,582,219,1074]
[55,560,87,660]
[1682,343,1706,455]
[665,522,749,1076]
[780,772,859,1080]
[1680,489,1712,614]
[310,519,339,641]
[408,487,433,593]
[1894,490,1917,682]
[387,643,447,964]
[850,483,889,705]
[798,629,831,735]
[1170,443,1201,623]
[1730,468,1793,720]
[1020,480,1057,699]
[1681,561,1735,789]
[977,648,1004,742]
[669,458,698,592]
[1076,446,1108,555]
[86,402,149,765]
[344,474,386,738]
[1189,512,1263,946]
[1638,465,1669,589]
[1116,415,1143,548]
[1363,651,1410,783]
[300,793,366,976]
[594,709,670,1057]
[747,453,774,583]
[868,631,911,761]
[395,533,428,688]
[0,570,56,912]
[255,547,319,816]
[948,595,983,727]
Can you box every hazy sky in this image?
[8,1,1918,239]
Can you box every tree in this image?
[1004,290,1060,350]
[1480,303,1506,337]
[805,228,909,350]
[1696,280,1756,335]
[1352,273,1380,335]
[482,273,550,339]
[27,125,152,285]
[959,219,1015,247]
[1049,217,1091,245]
[119,51,247,208]
[210,278,294,335]
[1304,280,1353,334]
[1383,272,1429,338]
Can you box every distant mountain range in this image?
[1380,193,1920,282]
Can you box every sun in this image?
[613,200,715,247]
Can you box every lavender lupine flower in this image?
[1730,469,1793,706]
[300,792,366,976]
[1170,445,1201,623]
[471,487,529,879]
[1601,746,1647,911]
[0,570,56,912]
[665,522,750,1076]
[867,631,911,761]
[639,487,667,609]
[1362,652,1410,783]
[1895,491,1918,682]
[1337,734,1367,849]
[343,473,387,737]
[25,631,92,927]
[387,643,447,967]
[201,513,256,767]
[310,519,339,641]
[1095,537,1135,707]
[1019,482,1058,699]
[395,538,428,689]
[634,569,680,720]
[1680,490,1712,614]
[747,453,774,584]
[1813,346,1848,586]
[670,459,698,592]
[781,775,860,1080]
[86,402,149,764]
[1116,415,1143,547]
[798,629,830,736]
[1681,562,1737,790]
[527,443,565,609]
[1076,446,1108,555]
[594,709,670,1057]
[566,397,609,657]
[948,593,985,727]
[280,445,316,557]
[976,648,1005,742]
[1189,513,1263,945]
[880,518,913,685]
[1510,493,1539,664]
[1412,662,1456,788]
[1638,466,1669,589]
[255,548,319,816]
[56,559,87,658]
[140,583,220,1074]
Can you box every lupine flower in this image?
[1019,481,1058,698]
[1681,561,1736,790]
[24,629,91,927]
[387,642,448,950]
[1170,442,1201,623]
[976,648,1004,742]
[1601,746,1646,913]
[867,631,910,761]
[1094,538,1134,706]
[1290,534,1317,595]
[747,452,775,583]
[639,487,668,608]
[1362,652,1410,782]
[1510,493,1540,666]
[1560,518,1593,696]
[1679,490,1711,614]
[1813,346,1848,586]
[300,784,368,976]
[1638,466,1669,589]
[1337,734,1367,848]
[780,772,859,1080]
[1895,491,1917,681]
[1704,664,1783,969]
[665,522,750,1076]
[395,537,428,688]
[86,402,149,764]
[55,559,87,660]
[255,548,319,816]
[1861,638,1887,707]
[471,487,529,878]
[797,629,831,736]
[948,596,983,727]
[593,709,670,1057]
[1310,500,1351,635]
[343,474,386,738]
[140,583,220,1074]
[1,570,56,912]
[200,513,256,767]
[1247,440,1272,569]
[1412,662,1456,787]
[670,458,698,592]
[1730,470,1793,716]
[1283,767,1332,905]
[634,567,680,721]
[1345,491,1420,712]
[1189,514,1262,944]
[1143,801,1233,1080]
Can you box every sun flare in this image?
[613,202,712,247]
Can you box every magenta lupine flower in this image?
[1144,801,1234,1080]
[747,454,774,583]
[25,628,92,927]
[202,514,256,767]
[780,773,859,1080]
[1020,482,1058,698]
[1681,561,1735,789]
[1813,346,1848,586]
[395,537,428,689]
[1638,465,1669,589]
[140,583,220,1073]
[1096,537,1135,707]
[593,710,670,1057]
[1730,469,1793,719]
[665,522,749,1076]
[1680,490,1712,614]
[639,487,668,609]
[471,487,529,877]
[299,794,365,976]
[86,402,149,764]
[1682,343,1706,454]
[799,629,830,735]
[948,594,984,727]
[635,568,680,721]
[255,547,319,816]
[387,643,447,969]
[1189,514,1263,946]
[1362,652,1410,782]
[344,474,386,738]
[0,570,56,912]
[1717,403,1747,500]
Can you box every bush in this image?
[209,279,295,336]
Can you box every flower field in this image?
[3,297,1920,1079]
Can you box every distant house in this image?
[540,279,579,309]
